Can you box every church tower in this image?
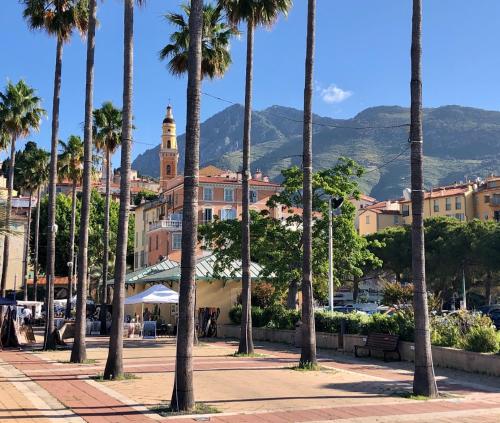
[159,104,179,191]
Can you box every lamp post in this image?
[328,196,344,313]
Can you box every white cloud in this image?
[318,84,353,104]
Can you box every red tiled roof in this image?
[27,276,68,286]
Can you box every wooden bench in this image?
[354,333,401,361]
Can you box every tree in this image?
[300,0,316,368]
[16,143,48,300]
[93,101,122,335]
[22,0,89,351]
[167,0,203,412]
[103,0,143,380]
[58,135,84,318]
[160,2,236,79]
[0,80,45,297]
[71,0,97,363]
[218,0,293,356]
[410,0,438,397]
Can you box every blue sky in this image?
[2,0,500,166]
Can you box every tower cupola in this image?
[159,104,179,191]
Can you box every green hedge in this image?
[228,305,499,353]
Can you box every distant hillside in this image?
[132,104,500,199]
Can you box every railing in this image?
[148,219,182,232]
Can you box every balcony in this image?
[148,219,182,232]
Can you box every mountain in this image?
[132,104,500,199]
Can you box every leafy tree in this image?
[22,0,89,351]
[0,80,45,297]
[219,0,293,358]
[134,189,159,206]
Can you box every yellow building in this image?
[358,201,403,236]
[400,183,475,225]
[473,176,500,222]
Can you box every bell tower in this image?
[159,104,179,191]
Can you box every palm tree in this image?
[168,0,203,412]
[93,101,122,333]
[58,135,84,318]
[29,147,50,302]
[22,0,89,351]
[160,2,236,79]
[0,80,45,298]
[299,0,316,368]
[410,0,438,397]
[70,0,97,364]
[103,0,144,380]
[218,0,293,355]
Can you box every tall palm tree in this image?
[58,135,84,318]
[22,0,89,351]
[0,80,45,297]
[29,147,50,302]
[218,0,293,355]
[93,101,122,325]
[410,0,438,397]
[160,2,236,79]
[168,0,203,412]
[159,2,234,409]
[103,0,144,379]
[299,0,317,368]
[70,0,97,364]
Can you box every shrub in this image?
[314,311,368,334]
[382,282,413,307]
[229,305,242,325]
[431,316,461,347]
[462,325,500,353]
[229,305,270,327]
[264,304,300,330]
[252,283,276,309]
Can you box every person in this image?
[143,307,151,322]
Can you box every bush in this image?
[462,325,500,353]
[264,304,300,330]
[431,316,461,347]
[314,311,368,334]
[229,305,270,327]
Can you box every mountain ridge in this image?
[132,104,500,199]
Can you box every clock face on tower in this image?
[160,105,179,191]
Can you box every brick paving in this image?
[2,337,500,422]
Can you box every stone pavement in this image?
[1,336,500,422]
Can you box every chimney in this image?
[254,169,263,180]
[263,175,270,182]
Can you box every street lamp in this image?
[328,196,344,313]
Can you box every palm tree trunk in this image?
[23,190,33,301]
[1,135,17,297]
[100,147,111,335]
[300,0,317,368]
[33,186,41,302]
[238,19,255,356]
[410,0,438,398]
[104,0,134,379]
[65,181,77,319]
[44,35,64,351]
[170,0,203,412]
[70,0,96,363]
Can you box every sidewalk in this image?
[1,337,500,422]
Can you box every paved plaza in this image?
[1,336,500,422]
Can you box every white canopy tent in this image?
[125,284,179,305]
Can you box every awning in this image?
[107,259,179,285]
[139,254,265,284]
[124,284,179,305]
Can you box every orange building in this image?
[133,105,282,269]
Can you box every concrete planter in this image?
[217,325,500,376]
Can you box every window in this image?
[156,235,159,250]
[455,196,462,210]
[224,187,234,202]
[445,198,451,211]
[167,140,171,148]
[148,237,152,252]
[433,200,439,212]
[495,211,500,222]
[455,213,465,221]
[402,205,410,217]
[221,208,236,221]
[393,215,399,224]
[485,195,491,204]
[166,164,171,175]
[203,187,213,201]
[365,215,370,225]
[249,190,258,203]
[172,233,182,250]
[484,213,489,220]
[203,208,213,223]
